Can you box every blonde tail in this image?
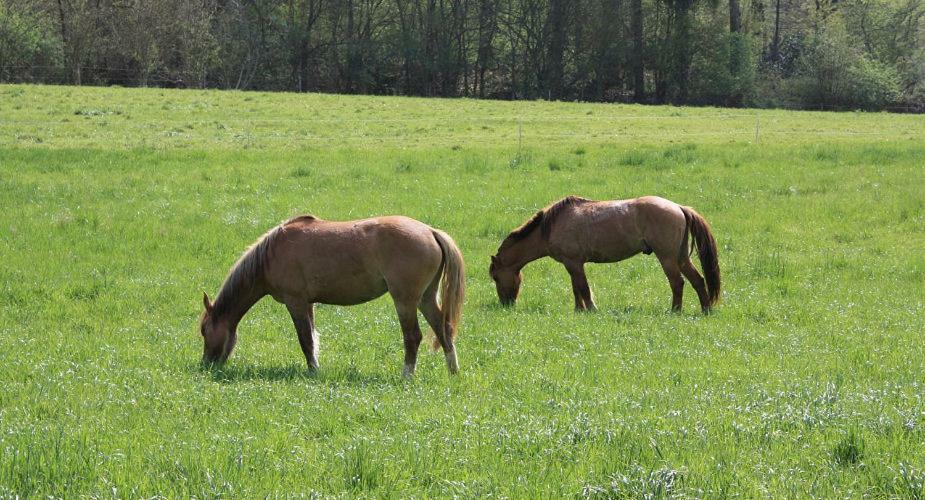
[430,229,465,349]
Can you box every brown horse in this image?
[200,215,465,377]
[489,196,720,313]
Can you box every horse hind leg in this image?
[392,296,424,378]
[657,256,685,312]
[680,258,711,314]
[387,247,442,377]
[419,295,459,374]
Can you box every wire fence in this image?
[2,84,921,148]
[0,127,917,149]
[2,67,923,114]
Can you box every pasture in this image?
[1,84,923,496]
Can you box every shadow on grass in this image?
[198,362,396,386]
[478,300,513,311]
[477,298,563,314]
[478,300,708,318]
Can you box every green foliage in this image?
[692,25,757,106]
[847,57,903,110]
[1,0,922,110]
[0,85,924,496]
[903,47,925,110]
[0,2,60,80]
[790,17,903,110]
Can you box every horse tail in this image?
[430,229,466,350]
[681,206,721,306]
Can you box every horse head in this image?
[199,292,236,364]
[489,255,522,306]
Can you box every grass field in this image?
[1,84,924,497]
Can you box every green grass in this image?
[1,84,924,497]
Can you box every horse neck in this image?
[499,230,548,271]
[213,281,267,332]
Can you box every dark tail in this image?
[681,206,721,306]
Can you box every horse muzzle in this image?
[499,297,516,307]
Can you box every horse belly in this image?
[266,241,389,306]
[552,227,643,263]
[307,267,389,306]
[314,279,388,306]
[585,240,643,263]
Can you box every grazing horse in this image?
[200,215,465,377]
[489,196,720,313]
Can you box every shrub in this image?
[690,17,757,107]
[847,57,902,109]
[0,2,61,81]
[792,20,902,110]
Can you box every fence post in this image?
[518,117,523,153]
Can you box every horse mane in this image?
[498,196,591,250]
[283,214,317,225]
[211,214,317,317]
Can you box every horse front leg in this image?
[564,261,596,312]
[286,302,319,371]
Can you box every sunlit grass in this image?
[0,84,923,496]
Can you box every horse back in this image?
[264,216,442,305]
[546,197,685,263]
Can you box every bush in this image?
[903,49,925,111]
[691,27,757,107]
[0,2,61,81]
[847,57,902,109]
[792,21,901,110]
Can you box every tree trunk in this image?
[728,0,743,106]
[673,0,693,104]
[729,0,741,33]
[771,0,781,63]
[476,0,496,98]
[632,0,644,101]
[542,0,568,100]
[345,0,355,92]
[56,0,80,85]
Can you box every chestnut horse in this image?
[489,196,720,312]
[200,215,465,377]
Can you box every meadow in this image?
[1,84,923,497]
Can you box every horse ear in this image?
[202,292,213,313]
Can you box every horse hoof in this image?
[445,351,459,374]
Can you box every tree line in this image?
[1,0,922,110]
